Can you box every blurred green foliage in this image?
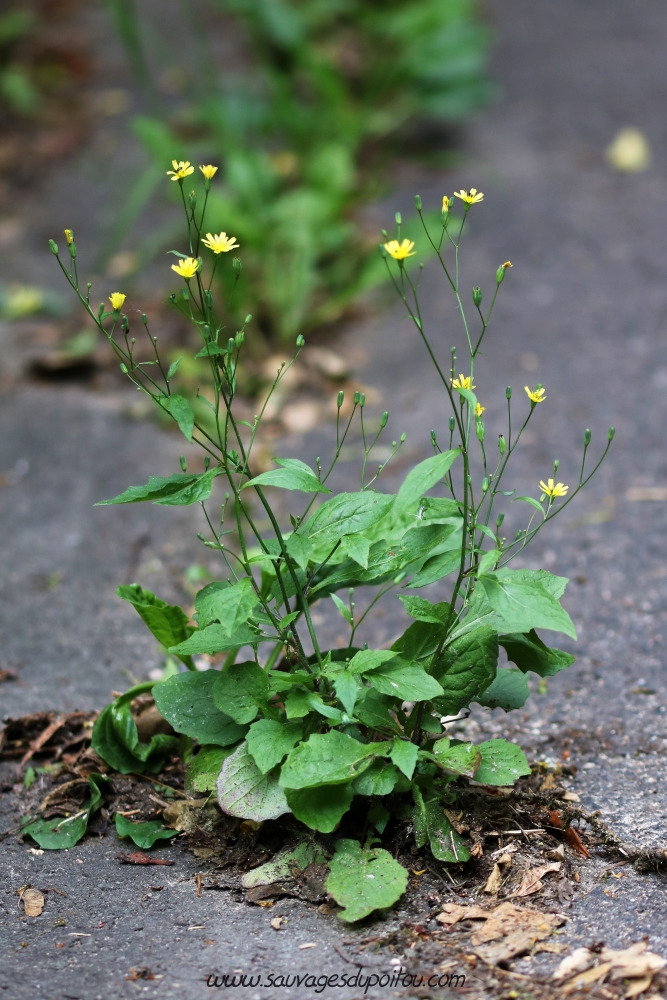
[106,0,491,343]
[0,9,40,116]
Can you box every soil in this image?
[2,0,667,997]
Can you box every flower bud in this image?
[169,293,177,304]
[472,286,482,306]
[496,512,505,528]
[232,257,242,275]
[235,330,245,347]
[180,455,187,473]
[414,195,422,211]
[476,417,485,442]
[141,313,147,325]
[181,287,189,301]
[553,459,559,472]
[120,362,128,373]
[227,337,235,354]
[296,334,305,347]
[202,324,210,340]
[188,190,197,209]
[245,314,252,325]
[68,242,77,259]
[204,289,213,310]
[98,302,105,319]
[448,417,455,433]
[204,456,210,470]
[381,229,388,238]
[395,212,402,225]
[482,476,489,493]
[506,386,512,400]
[608,426,615,441]
[380,411,388,429]
[498,434,506,455]
[584,428,591,446]
[353,391,360,405]
[337,390,344,409]
[400,432,407,442]
[359,393,366,407]
[49,239,59,255]
[496,265,506,284]
[430,429,437,446]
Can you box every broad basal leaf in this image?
[23,774,107,850]
[413,790,470,863]
[325,839,408,922]
[246,719,302,774]
[477,668,530,711]
[186,745,236,794]
[217,742,290,821]
[279,731,390,789]
[391,620,446,662]
[479,567,576,639]
[340,534,370,569]
[393,450,461,518]
[366,658,444,701]
[115,814,177,849]
[354,691,403,734]
[285,785,354,833]
[473,739,531,786]
[96,468,222,507]
[117,584,194,669]
[399,595,451,626]
[432,626,498,715]
[153,671,247,746]
[212,661,270,725]
[347,648,397,674]
[194,577,258,631]
[243,458,331,494]
[352,760,401,796]
[168,621,260,656]
[409,549,460,588]
[332,670,363,717]
[241,841,326,888]
[390,738,419,779]
[92,683,179,774]
[305,491,394,541]
[432,740,482,777]
[500,630,575,677]
[158,393,194,442]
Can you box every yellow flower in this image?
[201,231,240,254]
[525,385,546,404]
[540,479,569,498]
[384,239,415,260]
[166,160,195,182]
[441,196,450,214]
[199,164,218,180]
[171,257,200,279]
[109,292,126,310]
[501,261,512,269]
[475,403,485,416]
[64,229,74,245]
[451,373,476,390]
[453,188,484,206]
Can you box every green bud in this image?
[181,287,189,301]
[400,432,407,443]
[496,512,505,528]
[430,429,437,446]
[245,314,252,325]
[197,532,206,542]
[394,572,406,584]
[188,190,197,209]
[476,417,485,442]
[608,426,615,441]
[48,239,58,255]
[120,362,128,373]
[232,258,242,275]
[353,391,360,405]
[414,195,422,210]
[448,417,455,433]
[98,302,105,319]
[395,212,402,225]
[68,243,76,259]
[506,386,512,400]
[227,337,235,354]
[203,324,210,340]
[482,476,489,493]
[515,530,522,540]
[380,411,388,429]
[139,313,146,325]
[337,390,344,409]
[204,456,210,470]
[498,434,506,455]
[180,455,187,473]
[472,286,482,307]
[381,229,388,238]
[496,265,506,284]
[553,459,559,472]
[296,334,305,347]
[169,293,177,304]
[359,393,366,407]
[204,289,213,309]
[584,428,591,446]
[378,243,388,258]
[235,329,245,347]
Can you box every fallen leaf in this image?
[553,947,597,980]
[436,903,489,926]
[299,942,316,949]
[564,827,590,858]
[562,791,580,802]
[116,852,174,866]
[624,976,653,998]
[510,862,562,898]
[540,772,559,792]
[470,902,564,965]
[566,961,614,989]
[484,864,503,895]
[497,853,513,866]
[21,888,45,917]
[246,883,295,903]
[270,917,283,930]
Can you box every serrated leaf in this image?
[326,839,408,922]
[115,814,178,849]
[212,662,269,725]
[480,568,576,639]
[185,745,236,794]
[305,491,395,542]
[23,774,107,850]
[241,841,326,888]
[347,649,397,674]
[354,691,403,734]
[279,731,390,789]
[399,595,451,626]
[194,577,257,631]
[366,659,444,701]
[96,468,222,507]
[432,626,498,715]
[391,620,446,662]
[408,549,460,588]
[117,584,195,669]
[473,739,531,786]
[399,522,457,565]
[332,670,362,717]
[413,790,470,863]
[194,342,226,358]
[340,534,370,569]
[243,458,330,494]
[246,719,302,774]
[286,532,312,570]
[432,740,482,777]
[477,668,530,711]
[153,671,247,746]
[285,785,355,833]
[158,393,194,442]
[352,760,401,796]
[168,621,259,656]
[217,742,290,821]
[393,451,461,518]
[419,497,463,519]
[499,630,575,678]
[390,738,419,779]
[331,592,353,626]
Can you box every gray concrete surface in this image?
[2,0,667,996]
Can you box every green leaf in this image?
[185,745,236,794]
[277,611,300,630]
[279,731,389,789]
[305,491,395,541]
[477,668,530,711]
[158,394,194,442]
[212,662,269,724]
[409,549,460,588]
[117,584,194,669]
[246,719,303,774]
[473,739,531,786]
[512,495,545,516]
[216,742,291,821]
[168,621,259,656]
[432,626,498,715]
[477,549,501,575]
[23,774,107,850]
[243,458,331,494]
[393,450,460,518]
[399,595,451,626]
[167,356,183,379]
[325,839,408,922]
[331,593,354,626]
[352,760,401,796]
[391,620,446,662]
[241,841,327,888]
[286,532,312,570]
[413,789,470,863]
[340,534,370,569]
[285,785,355,833]
[480,568,576,639]
[347,648,397,674]
[332,670,362,717]
[399,523,457,565]
[194,577,258,631]
[354,691,403,734]
[453,385,477,411]
[432,740,482,777]
[390,738,419,779]
[153,671,247,746]
[284,688,316,719]
[419,497,462,519]
[92,685,179,774]
[365,659,444,701]
[96,468,222,507]
[499,630,575,678]
[114,814,177,849]
[194,342,226,358]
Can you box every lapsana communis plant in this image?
[41,166,613,922]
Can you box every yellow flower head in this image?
[453,188,484,206]
[451,373,476,390]
[201,231,240,254]
[64,229,74,245]
[167,160,195,182]
[501,261,512,270]
[171,257,200,279]
[475,403,486,416]
[441,196,450,214]
[525,385,546,404]
[109,292,126,310]
[199,164,218,180]
[384,239,415,261]
[540,478,569,498]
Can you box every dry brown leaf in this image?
[540,772,560,792]
[497,853,513,866]
[604,942,667,980]
[483,864,503,895]
[510,862,561,898]
[624,976,653,998]
[163,798,210,833]
[21,888,45,917]
[474,930,538,965]
[553,947,596,980]
[436,903,488,926]
[270,917,283,930]
[471,901,562,947]
[565,962,614,990]
[564,827,590,858]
